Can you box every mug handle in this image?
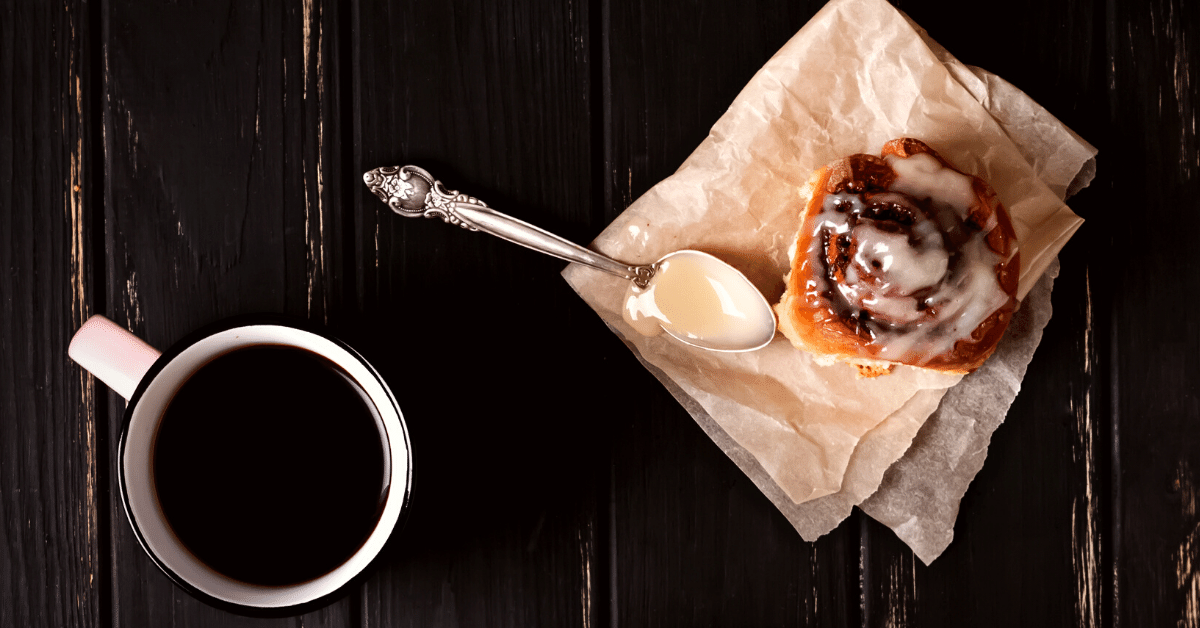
[68,315,162,400]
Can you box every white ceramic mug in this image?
[69,314,412,613]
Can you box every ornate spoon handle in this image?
[363,166,654,287]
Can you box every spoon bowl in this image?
[624,250,777,352]
[364,165,777,353]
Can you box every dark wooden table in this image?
[3,0,1198,625]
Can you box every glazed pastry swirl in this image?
[776,139,1020,375]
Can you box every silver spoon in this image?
[362,165,776,352]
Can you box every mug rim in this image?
[115,315,413,616]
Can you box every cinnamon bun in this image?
[774,139,1019,376]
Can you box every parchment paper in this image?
[562,0,1095,560]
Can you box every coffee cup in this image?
[69,314,412,613]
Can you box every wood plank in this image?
[349,0,602,626]
[0,1,106,627]
[1101,1,1200,626]
[100,0,350,624]
[601,1,861,625]
[860,1,1114,625]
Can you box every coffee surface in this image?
[153,345,389,586]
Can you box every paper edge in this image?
[859,258,1060,564]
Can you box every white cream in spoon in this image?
[622,250,776,352]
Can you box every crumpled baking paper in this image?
[562,0,1095,562]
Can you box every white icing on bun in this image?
[774,139,1020,376]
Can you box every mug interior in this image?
[120,324,410,609]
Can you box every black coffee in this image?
[152,345,389,586]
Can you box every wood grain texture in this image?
[0,1,104,627]
[100,0,349,624]
[602,1,861,625]
[5,0,1200,625]
[1104,1,1200,626]
[861,1,1115,625]
[350,1,604,626]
